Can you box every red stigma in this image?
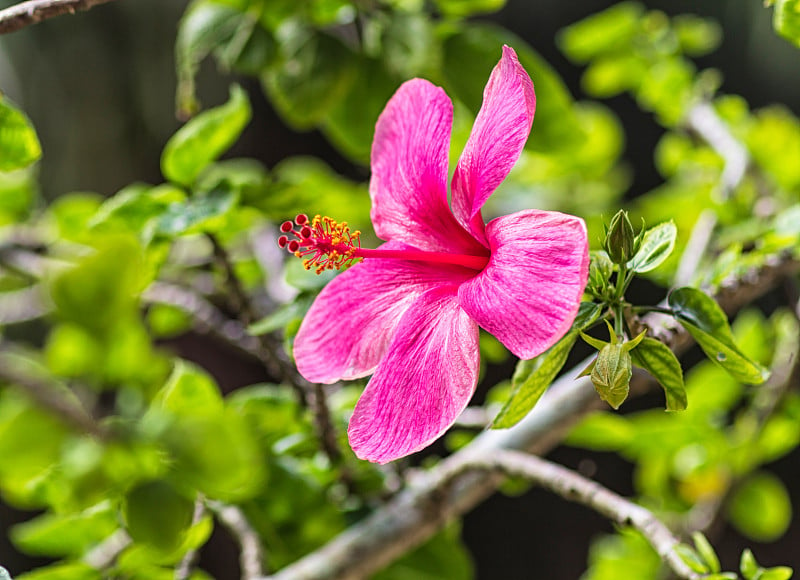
[275,214,362,274]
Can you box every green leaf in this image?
[262,26,357,129]
[674,544,710,574]
[381,12,435,78]
[124,480,196,553]
[741,549,760,580]
[727,472,792,542]
[11,503,117,557]
[760,568,795,580]
[673,15,722,56]
[631,337,687,411]
[573,301,604,331]
[557,2,644,63]
[16,563,101,580]
[441,23,584,153]
[321,57,400,163]
[433,0,506,17]
[564,411,635,451]
[628,220,677,273]
[691,531,720,574]
[492,331,578,428]
[668,287,769,384]
[0,94,42,171]
[154,360,224,418]
[248,296,313,335]
[175,1,247,116]
[774,0,800,47]
[161,85,251,186]
[48,236,143,334]
[163,410,266,501]
[90,183,185,234]
[154,186,238,237]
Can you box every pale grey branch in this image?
[686,101,750,198]
[439,450,698,579]
[208,501,266,580]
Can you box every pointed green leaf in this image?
[668,287,769,384]
[691,532,720,574]
[492,331,578,428]
[580,331,608,351]
[760,568,794,580]
[154,186,238,237]
[154,360,224,418]
[0,95,41,171]
[741,549,760,580]
[674,544,710,574]
[161,85,251,186]
[573,301,604,330]
[628,220,677,273]
[774,0,800,47]
[631,337,687,411]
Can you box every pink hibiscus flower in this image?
[283,46,589,464]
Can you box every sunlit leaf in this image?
[628,221,677,273]
[0,94,41,171]
[161,85,251,186]
[773,0,800,47]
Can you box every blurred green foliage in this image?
[0,0,798,579]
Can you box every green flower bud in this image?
[591,343,632,410]
[604,210,636,265]
[588,251,614,297]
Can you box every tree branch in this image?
[439,450,699,579]
[264,254,799,580]
[686,101,750,199]
[0,343,105,437]
[0,0,117,34]
[208,501,266,580]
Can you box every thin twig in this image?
[208,501,266,580]
[0,0,117,34]
[441,450,698,579]
[686,101,750,199]
[264,255,800,580]
[82,529,131,569]
[0,343,105,437]
[206,234,349,474]
[176,499,207,580]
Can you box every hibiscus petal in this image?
[451,45,536,242]
[294,244,475,384]
[370,78,481,255]
[348,287,479,464]
[458,209,589,359]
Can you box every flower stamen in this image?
[277,214,362,274]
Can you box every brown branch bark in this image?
[0,0,117,34]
